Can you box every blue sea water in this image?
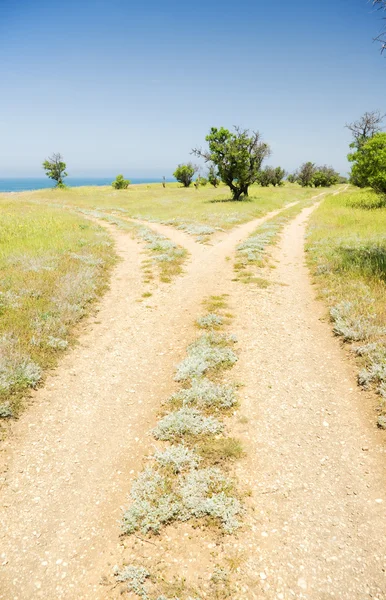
[0,177,172,193]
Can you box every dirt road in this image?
[0,201,385,599]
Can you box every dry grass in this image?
[8,182,323,237]
[0,198,115,421]
[306,187,386,422]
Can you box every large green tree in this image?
[192,126,270,200]
[348,132,386,194]
[42,153,68,187]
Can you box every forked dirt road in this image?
[0,201,385,599]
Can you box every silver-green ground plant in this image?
[119,299,244,597]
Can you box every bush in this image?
[175,333,237,381]
[173,163,198,187]
[112,174,130,189]
[259,166,286,187]
[152,408,223,441]
[348,133,386,194]
[311,166,340,187]
[169,377,237,410]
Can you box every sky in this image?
[0,0,385,177]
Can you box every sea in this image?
[0,177,172,193]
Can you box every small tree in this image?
[199,177,208,186]
[207,164,220,188]
[348,132,386,194]
[346,111,385,150]
[173,163,198,187]
[192,126,270,200]
[287,173,297,183]
[112,174,130,189]
[42,153,68,187]
[297,162,316,187]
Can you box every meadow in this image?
[16,182,322,233]
[0,182,340,424]
[306,187,386,423]
[0,197,115,421]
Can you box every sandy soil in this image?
[0,200,385,599]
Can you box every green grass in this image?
[9,182,324,233]
[0,198,115,421]
[306,187,386,420]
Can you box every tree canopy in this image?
[192,126,270,200]
[346,111,385,150]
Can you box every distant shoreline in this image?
[0,177,175,193]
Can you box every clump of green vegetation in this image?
[196,313,224,329]
[112,174,130,189]
[175,333,237,382]
[153,408,223,441]
[114,564,202,600]
[0,199,115,418]
[122,465,242,536]
[153,445,200,473]
[197,437,244,464]
[307,187,386,420]
[169,378,237,410]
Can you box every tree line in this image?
[42,110,385,203]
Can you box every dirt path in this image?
[227,205,386,599]
[0,205,290,599]
[0,199,385,599]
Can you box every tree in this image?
[348,132,386,194]
[207,164,220,188]
[259,166,285,187]
[311,166,340,187]
[346,110,385,150]
[112,174,130,189]
[173,163,198,187]
[192,126,270,200]
[287,173,297,183]
[373,0,386,52]
[42,153,68,187]
[297,162,316,187]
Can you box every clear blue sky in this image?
[0,0,385,177]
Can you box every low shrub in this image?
[153,408,223,441]
[169,378,237,410]
[175,334,237,382]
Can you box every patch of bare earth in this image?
[1,202,385,599]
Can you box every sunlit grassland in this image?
[0,199,115,421]
[11,182,324,232]
[306,188,386,421]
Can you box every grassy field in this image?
[0,182,334,424]
[12,182,323,234]
[306,187,386,424]
[0,198,115,422]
